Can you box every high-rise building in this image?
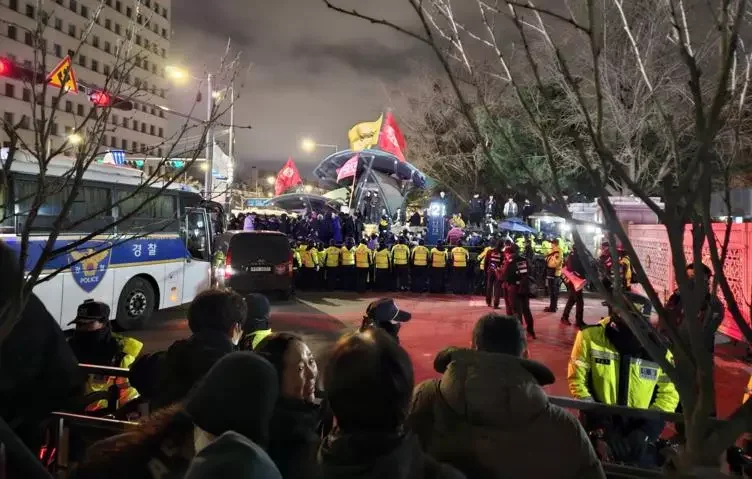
[0,0,171,156]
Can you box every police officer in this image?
[450,240,470,294]
[543,238,563,313]
[67,299,143,413]
[391,236,411,292]
[354,239,372,293]
[617,246,632,292]
[429,241,448,293]
[499,245,535,337]
[324,239,341,290]
[299,239,319,290]
[476,241,493,295]
[483,240,504,308]
[567,293,679,465]
[410,239,430,293]
[238,293,273,351]
[340,237,357,291]
[373,243,392,291]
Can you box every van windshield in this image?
[230,234,289,264]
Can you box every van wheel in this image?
[116,277,155,330]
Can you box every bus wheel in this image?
[116,277,155,330]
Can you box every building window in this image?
[68,24,76,37]
[65,100,72,112]
[54,17,62,30]
[143,60,149,71]
[80,5,88,17]
[69,0,77,12]
[4,84,15,98]
[91,59,98,72]
[24,31,33,46]
[76,104,84,116]
[161,48,166,59]
[132,120,138,131]
[114,23,121,35]
[110,136,117,147]
[122,118,128,128]
[161,28,167,39]
[7,25,17,41]
[78,55,86,67]
[103,64,110,76]
[140,143,146,152]
[158,127,163,137]
[126,6,132,17]
[25,4,35,18]
[3,112,14,125]
[51,123,58,136]
[149,125,154,135]
[159,110,164,119]
[67,49,75,58]
[151,64,156,74]
[140,124,146,133]
[19,116,30,130]
[104,41,111,53]
[105,18,111,30]
[144,38,149,49]
[121,139,127,149]
[92,36,99,48]
[8,0,18,11]
[65,126,72,135]
[22,88,31,102]
[136,14,142,25]
[150,107,155,115]
[161,7,167,18]
[54,43,62,57]
[115,0,121,12]
[131,140,138,151]
[112,114,118,124]
[135,35,141,46]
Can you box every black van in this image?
[216,231,294,299]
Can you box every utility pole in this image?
[204,73,213,199]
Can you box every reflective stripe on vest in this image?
[374,250,390,269]
[412,246,429,266]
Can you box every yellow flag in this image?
[348,114,383,151]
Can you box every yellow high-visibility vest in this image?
[478,247,491,271]
[430,249,447,268]
[317,249,327,265]
[412,246,429,266]
[341,247,355,266]
[301,248,318,268]
[355,245,372,268]
[391,244,410,266]
[325,247,341,267]
[80,335,142,412]
[374,249,390,269]
[452,247,469,268]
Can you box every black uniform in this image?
[501,253,535,337]
[562,250,586,327]
[483,248,504,308]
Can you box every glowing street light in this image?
[165,65,189,83]
[304,184,313,193]
[200,162,209,171]
[67,133,83,145]
[266,176,275,185]
[300,138,338,154]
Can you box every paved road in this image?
[130,290,751,417]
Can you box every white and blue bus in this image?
[1,151,221,330]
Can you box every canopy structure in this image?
[265,193,342,216]
[312,149,428,219]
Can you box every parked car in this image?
[215,231,294,299]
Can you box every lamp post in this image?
[300,138,338,154]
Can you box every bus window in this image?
[0,170,11,233]
[183,208,210,262]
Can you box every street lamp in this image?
[67,133,83,145]
[200,162,209,171]
[304,184,313,193]
[266,176,275,185]
[300,137,338,154]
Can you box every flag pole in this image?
[347,157,358,211]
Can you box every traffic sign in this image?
[46,56,78,93]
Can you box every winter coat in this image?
[332,217,343,244]
[130,330,234,411]
[185,431,281,479]
[408,349,604,479]
[267,397,321,479]
[317,431,465,479]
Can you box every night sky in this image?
[168,0,433,176]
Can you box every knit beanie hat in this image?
[184,352,278,446]
[243,294,271,333]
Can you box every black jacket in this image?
[268,397,321,479]
[130,330,234,411]
[317,432,465,479]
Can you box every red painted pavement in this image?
[280,293,751,420]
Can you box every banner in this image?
[348,115,383,151]
[336,154,359,182]
[275,157,302,196]
[377,111,406,162]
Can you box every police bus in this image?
[1,150,219,330]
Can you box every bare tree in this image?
[0,0,249,346]
[325,0,752,473]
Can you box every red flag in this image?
[377,111,407,162]
[275,157,302,196]
[336,154,359,182]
